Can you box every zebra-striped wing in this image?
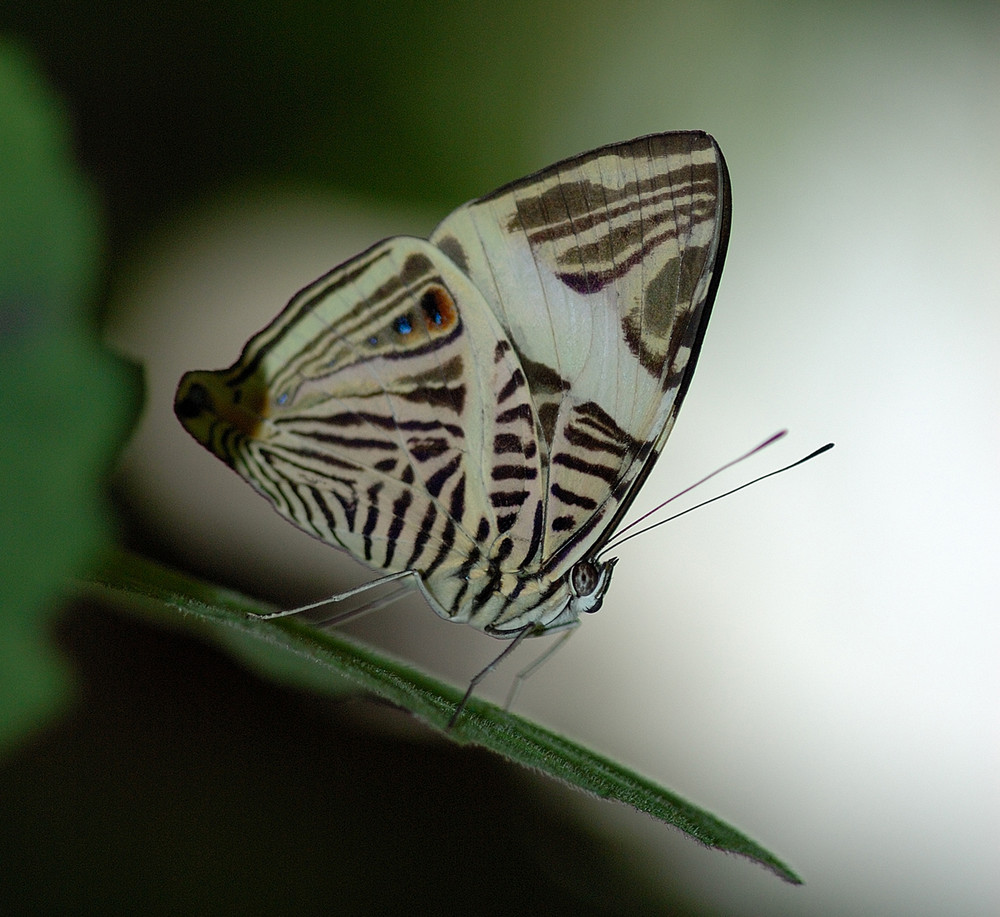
[175,131,730,639]
[175,237,549,621]
[430,131,730,577]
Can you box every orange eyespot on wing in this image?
[420,286,457,333]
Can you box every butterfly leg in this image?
[311,579,418,628]
[503,624,579,712]
[250,569,418,620]
[447,625,538,729]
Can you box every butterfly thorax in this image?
[421,553,618,637]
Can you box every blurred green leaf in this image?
[0,40,143,753]
[82,549,802,885]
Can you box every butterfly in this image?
[175,130,731,714]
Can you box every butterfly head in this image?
[567,556,618,617]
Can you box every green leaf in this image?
[0,40,144,753]
[81,549,802,885]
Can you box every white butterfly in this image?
[175,131,730,709]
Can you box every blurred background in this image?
[2,1,998,914]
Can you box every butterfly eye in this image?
[570,561,600,598]
[393,314,413,336]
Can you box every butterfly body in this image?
[176,131,731,641]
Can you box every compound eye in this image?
[570,561,600,598]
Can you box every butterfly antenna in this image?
[600,439,833,556]
[606,431,787,548]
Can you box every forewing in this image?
[431,131,731,570]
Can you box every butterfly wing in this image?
[430,131,731,574]
[176,131,730,635]
[175,237,546,621]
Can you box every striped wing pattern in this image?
[431,132,730,593]
[175,131,730,637]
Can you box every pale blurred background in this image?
[9,2,998,914]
